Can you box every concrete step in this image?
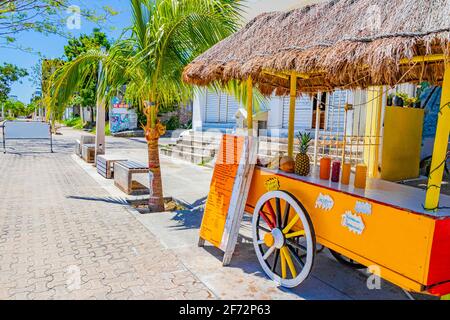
[177,138,221,149]
[173,144,217,157]
[171,149,214,164]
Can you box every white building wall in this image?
[192,89,206,131]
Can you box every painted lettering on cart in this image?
[264,177,280,191]
[341,211,365,235]
[315,193,334,211]
[355,201,372,215]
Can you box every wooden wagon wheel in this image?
[252,190,316,288]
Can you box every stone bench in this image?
[81,144,96,163]
[114,160,150,195]
[75,135,95,157]
[97,155,127,179]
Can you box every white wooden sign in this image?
[198,134,258,266]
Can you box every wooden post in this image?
[288,74,297,157]
[313,92,322,166]
[425,63,450,211]
[246,77,253,136]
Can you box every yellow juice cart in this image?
[183,0,450,298]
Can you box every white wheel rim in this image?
[252,191,315,288]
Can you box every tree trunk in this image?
[146,126,165,212]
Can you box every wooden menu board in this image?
[199,134,257,265]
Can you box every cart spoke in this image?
[263,246,276,260]
[283,215,300,234]
[257,225,271,233]
[287,245,305,268]
[281,247,297,278]
[286,239,307,252]
[280,249,287,279]
[275,198,281,228]
[282,203,290,228]
[285,230,305,239]
[259,210,275,229]
[264,201,277,227]
[271,249,280,273]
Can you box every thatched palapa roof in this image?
[183,0,450,95]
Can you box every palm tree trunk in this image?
[146,126,165,212]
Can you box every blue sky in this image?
[1,0,133,103]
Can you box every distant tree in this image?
[0,63,28,103]
[41,59,64,129]
[64,28,111,61]
[0,1,117,49]
[62,29,111,126]
[4,98,26,117]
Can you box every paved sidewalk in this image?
[66,128,410,300]
[0,130,212,300]
[0,127,414,300]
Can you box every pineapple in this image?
[295,132,312,176]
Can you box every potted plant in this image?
[387,93,394,106]
[393,92,406,107]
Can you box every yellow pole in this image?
[288,74,297,157]
[246,77,253,136]
[372,86,384,178]
[425,62,450,211]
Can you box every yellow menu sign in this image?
[199,134,245,249]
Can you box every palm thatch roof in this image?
[183,0,450,95]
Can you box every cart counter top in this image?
[257,166,450,219]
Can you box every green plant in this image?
[63,116,81,127]
[164,116,180,130]
[387,93,395,106]
[395,92,420,107]
[297,132,312,153]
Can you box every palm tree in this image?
[50,0,243,212]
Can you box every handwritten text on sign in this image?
[199,135,245,248]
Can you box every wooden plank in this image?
[198,134,257,266]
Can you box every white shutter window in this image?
[326,90,348,133]
[226,95,240,123]
[205,90,220,123]
[282,95,313,129]
[218,92,227,123]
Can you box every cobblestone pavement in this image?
[0,134,214,300]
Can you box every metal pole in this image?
[95,48,106,163]
[313,92,322,166]
[49,123,53,153]
[246,77,253,136]
[372,86,384,177]
[288,74,297,157]
[2,121,6,154]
